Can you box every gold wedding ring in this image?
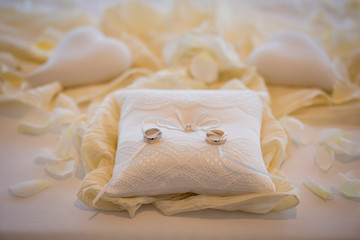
[143,128,162,144]
[206,129,227,145]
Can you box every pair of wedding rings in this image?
[143,128,227,145]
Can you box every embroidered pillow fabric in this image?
[104,89,275,197]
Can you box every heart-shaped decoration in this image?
[27,27,132,87]
[247,30,338,91]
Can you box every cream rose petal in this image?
[0,61,24,96]
[346,49,360,85]
[304,176,333,200]
[45,160,75,178]
[0,81,62,109]
[317,128,344,143]
[129,68,206,90]
[9,180,51,197]
[332,57,360,103]
[318,128,360,156]
[0,7,95,61]
[29,27,63,61]
[35,148,72,163]
[315,144,335,172]
[1,80,20,96]
[279,116,314,145]
[326,137,359,156]
[0,64,23,87]
[332,80,360,104]
[220,79,247,90]
[334,171,360,198]
[163,24,243,71]
[0,52,19,70]
[18,108,76,135]
[119,32,162,70]
[53,93,80,113]
[54,123,77,159]
[35,123,78,178]
[189,51,218,84]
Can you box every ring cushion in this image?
[78,89,300,216]
[106,89,275,197]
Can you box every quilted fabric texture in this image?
[105,89,275,197]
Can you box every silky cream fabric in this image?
[77,90,299,217]
[268,86,360,125]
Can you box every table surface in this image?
[1,102,360,240]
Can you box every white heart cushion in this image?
[27,27,132,87]
[247,30,338,91]
[105,89,275,197]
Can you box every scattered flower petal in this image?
[129,68,205,90]
[101,0,168,43]
[18,108,76,135]
[54,122,77,159]
[0,81,62,109]
[318,128,360,156]
[9,180,51,197]
[304,176,333,200]
[35,148,72,163]
[331,56,360,104]
[33,123,78,179]
[332,79,360,104]
[0,64,23,87]
[317,128,345,143]
[29,27,63,61]
[0,59,25,96]
[189,51,218,83]
[334,170,360,198]
[315,144,335,172]
[53,93,80,113]
[119,32,162,70]
[163,23,243,71]
[279,116,314,145]
[346,49,360,84]
[0,7,94,61]
[45,160,75,178]
[220,79,247,90]
[326,137,359,156]
[0,52,19,70]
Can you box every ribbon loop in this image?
[143,111,220,134]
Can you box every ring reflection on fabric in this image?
[205,129,227,145]
[143,128,162,144]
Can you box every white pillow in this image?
[105,89,275,197]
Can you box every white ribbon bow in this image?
[142,110,220,135]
